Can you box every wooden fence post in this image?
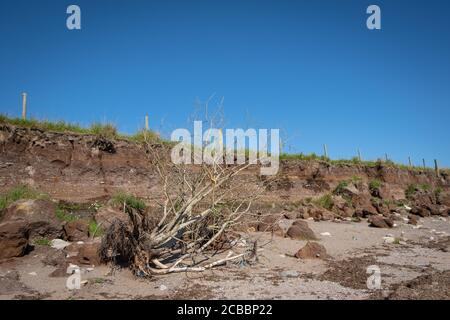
[323,144,328,159]
[434,159,440,177]
[145,115,149,131]
[22,92,27,120]
[357,149,361,162]
[385,153,388,162]
[408,157,412,168]
[422,158,426,170]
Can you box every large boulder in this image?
[437,192,450,207]
[94,206,128,230]
[256,214,284,236]
[307,207,335,221]
[353,194,378,217]
[427,204,448,217]
[1,199,62,239]
[410,206,431,217]
[0,221,30,259]
[63,220,89,241]
[286,220,317,240]
[368,215,394,228]
[65,241,101,266]
[295,242,328,259]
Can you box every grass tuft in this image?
[313,193,334,210]
[34,238,51,246]
[89,220,104,238]
[0,185,44,212]
[111,192,146,211]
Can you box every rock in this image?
[437,192,450,207]
[295,242,328,259]
[353,194,378,217]
[368,215,394,228]
[320,232,331,237]
[408,215,419,225]
[410,206,431,217]
[341,184,360,197]
[283,212,298,220]
[1,199,62,239]
[378,186,392,200]
[308,207,335,221]
[66,241,101,266]
[0,221,30,259]
[51,239,71,250]
[159,284,168,291]
[280,270,299,278]
[94,206,128,231]
[64,220,89,241]
[257,214,283,233]
[383,236,396,244]
[287,220,317,240]
[42,249,66,267]
[427,204,448,217]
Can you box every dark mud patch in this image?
[416,236,450,252]
[369,270,450,300]
[170,283,217,299]
[319,255,378,290]
[0,271,36,296]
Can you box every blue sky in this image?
[0,0,449,166]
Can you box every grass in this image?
[55,207,78,222]
[0,114,162,143]
[0,184,45,212]
[89,220,104,238]
[333,180,349,195]
[34,238,51,246]
[405,183,432,199]
[313,193,334,210]
[1,114,448,172]
[369,179,383,192]
[280,150,448,172]
[111,192,146,211]
[350,175,363,184]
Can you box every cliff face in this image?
[0,124,448,203]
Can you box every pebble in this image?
[280,270,299,278]
[383,236,396,244]
[51,239,71,250]
[320,232,331,236]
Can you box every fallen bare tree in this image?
[100,135,265,276]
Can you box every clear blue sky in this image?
[0,0,449,166]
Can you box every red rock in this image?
[295,242,328,259]
[0,221,30,259]
[287,220,317,240]
[65,241,101,266]
[410,206,431,217]
[1,199,62,239]
[408,215,418,225]
[64,220,89,241]
[368,215,394,228]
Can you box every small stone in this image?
[280,270,299,278]
[51,239,71,250]
[383,236,395,244]
[159,284,168,291]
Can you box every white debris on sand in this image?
[51,239,71,250]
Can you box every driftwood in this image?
[100,137,264,276]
